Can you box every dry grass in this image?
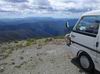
[0,37,64,60]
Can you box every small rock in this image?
[30,59,32,61]
[30,57,33,59]
[21,50,24,53]
[11,62,15,65]
[15,65,21,68]
[38,58,43,62]
[11,59,14,61]
[36,44,42,49]
[0,67,5,72]
[36,53,39,56]
[20,56,24,60]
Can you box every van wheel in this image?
[78,52,94,73]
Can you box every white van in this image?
[65,10,100,72]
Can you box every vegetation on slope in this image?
[0,36,64,60]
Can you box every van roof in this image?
[82,10,100,16]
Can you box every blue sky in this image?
[0,0,100,18]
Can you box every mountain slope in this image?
[0,17,77,42]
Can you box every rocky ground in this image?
[0,38,97,74]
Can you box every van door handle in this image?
[96,42,99,47]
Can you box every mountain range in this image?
[0,17,78,42]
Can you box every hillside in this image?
[0,17,77,42]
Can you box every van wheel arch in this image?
[78,51,95,73]
[77,50,84,57]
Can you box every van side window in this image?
[73,16,100,37]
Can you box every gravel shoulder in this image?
[0,39,88,74]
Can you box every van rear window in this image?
[73,16,100,37]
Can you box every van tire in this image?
[78,52,94,73]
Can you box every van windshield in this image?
[73,16,100,37]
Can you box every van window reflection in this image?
[74,16,100,35]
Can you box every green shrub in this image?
[26,39,36,46]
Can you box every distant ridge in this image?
[0,17,78,42]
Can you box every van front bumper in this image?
[65,34,80,58]
[66,43,80,58]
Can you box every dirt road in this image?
[0,39,90,74]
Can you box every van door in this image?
[95,22,100,70]
[70,16,100,55]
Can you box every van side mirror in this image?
[65,22,70,29]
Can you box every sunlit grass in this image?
[0,36,64,60]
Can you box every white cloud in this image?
[0,0,100,18]
[49,0,100,10]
